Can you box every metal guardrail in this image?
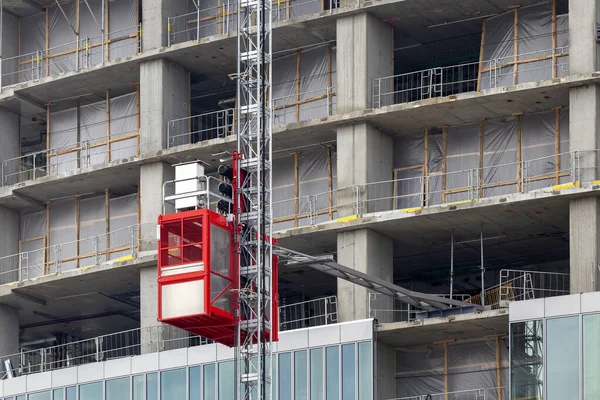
[373,46,569,108]
[0,24,141,89]
[279,295,337,331]
[389,387,509,400]
[167,108,234,148]
[0,296,338,378]
[0,222,156,286]
[368,293,470,323]
[168,0,339,46]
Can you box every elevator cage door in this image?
[157,208,237,346]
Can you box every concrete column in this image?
[336,12,393,113]
[337,229,393,321]
[337,122,393,216]
[142,0,187,50]
[0,305,19,359]
[376,340,395,400]
[140,59,189,155]
[0,206,20,284]
[570,197,600,292]
[569,0,600,292]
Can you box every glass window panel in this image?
[358,342,373,400]
[132,375,144,400]
[219,361,235,400]
[511,320,544,400]
[53,389,63,400]
[190,366,201,400]
[147,372,158,400]
[310,348,324,400]
[295,350,308,400]
[204,364,216,400]
[273,354,278,399]
[17,397,26,400]
[584,314,600,400]
[106,377,130,400]
[28,392,51,400]
[547,316,579,400]
[161,369,186,400]
[66,387,76,400]
[326,346,340,400]
[79,382,103,400]
[342,344,356,400]
[279,352,292,399]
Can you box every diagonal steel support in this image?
[81,0,103,33]
[276,246,487,312]
[54,0,78,35]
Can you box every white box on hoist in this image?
[174,161,205,211]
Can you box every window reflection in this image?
[510,320,543,400]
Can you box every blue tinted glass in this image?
[189,366,201,400]
[326,346,339,400]
[106,377,130,400]
[584,314,600,400]
[147,373,158,400]
[79,382,103,400]
[279,352,292,399]
[161,369,186,400]
[132,375,144,400]
[294,350,308,400]
[342,344,356,400]
[547,316,579,400]
[66,387,76,400]
[28,392,51,400]
[219,361,235,400]
[358,342,373,400]
[310,348,324,400]
[203,364,216,400]
[53,389,64,400]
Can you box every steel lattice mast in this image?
[235,0,272,395]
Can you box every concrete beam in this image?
[568,0,600,74]
[337,229,392,321]
[142,0,187,50]
[336,12,393,113]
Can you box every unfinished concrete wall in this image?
[143,0,187,50]
[570,197,600,292]
[337,229,392,321]
[140,162,174,250]
[140,59,189,154]
[336,13,393,113]
[568,0,599,74]
[0,108,20,169]
[0,305,19,361]
[377,340,396,400]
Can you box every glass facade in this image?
[510,312,600,400]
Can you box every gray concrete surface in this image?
[0,304,19,360]
[570,197,600,292]
[142,0,186,50]
[337,229,393,321]
[140,162,174,250]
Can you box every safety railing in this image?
[167,108,234,149]
[0,24,141,89]
[273,86,336,126]
[279,295,338,331]
[168,0,339,46]
[272,149,591,231]
[0,222,156,286]
[373,46,569,108]
[2,128,139,186]
[389,387,509,400]
[368,293,471,324]
[0,296,338,377]
[498,269,569,307]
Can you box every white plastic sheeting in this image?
[81,100,108,166]
[49,198,77,273]
[48,1,77,75]
[272,154,296,231]
[20,210,47,279]
[49,108,78,174]
[79,194,107,267]
[392,108,569,207]
[395,338,509,399]
[108,0,138,60]
[79,0,104,66]
[109,193,138,260]
[110,92,138,160]
[480,2,567,89]
[273,45,335,126]
[298,147,331,225]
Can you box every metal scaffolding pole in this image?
[480,222,485,306]
[450,228,454,300]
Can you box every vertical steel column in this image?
[235,0,272,395]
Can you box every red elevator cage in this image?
[157,208,279,347]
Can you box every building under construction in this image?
[0,0,598,398]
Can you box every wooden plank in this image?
[552,0,557,78]
[479,120,484,197]
[273,92,336,110]
[424,129,429,207]
[442,127,447,203]
[76,98,81,168]
[444,342,449,400]
[328,45,333,115]
[46,105,51,156]
[106,90,110,160]
[105,190,110,252]
[513,8,519,85]
[76,196,80,269]
[105,0,110,61]
[477,19,486,91]
[218,0,223,34]
[21,236,47,243]
[45,202,50,274]
[327,145,333,220]
[18,18,21,83]
[496,336,503,400]
[555,106,561,183]
[517,115,522,191]
[75,0,79,71]
[479,52,569,73]
[295,51,301,122]
[292,151,299,227]
[46,7,49,76]
[136,84,140,155]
